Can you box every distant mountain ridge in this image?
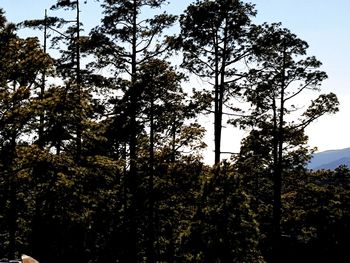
[308,147,350,170]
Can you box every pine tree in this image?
[176,0,256,164]
[0,9,53,258]
[85,1,176,261]
[238,23,339,262]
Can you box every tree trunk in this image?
[272,47,286,263]
[272,96,281,262]
[126,1,138,261]
[75,0,82,162]
[214,31,221,165]
[147,86,156,263]
[7,129,17,258]
[38,9,47,148]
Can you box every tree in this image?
[177,0,256,164]
[86,1,176,261]
[14,3,125,261]
[88,0,176,166]
[138,59,210,162]
[237,23,339,262]
[136,58,210,261]
[50,0,85,161]
[0,9,53,259]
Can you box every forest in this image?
[0,0,349,262]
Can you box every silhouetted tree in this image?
[237,23,339,262]
[86,1,176,261]
[177,0,255,164]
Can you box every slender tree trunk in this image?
[147,89,156,263]
[126,1,138,261]
[171,116,176,163]
[38,9,47,148]
[217,18,228,166]
[214,19,228,165]
[271,96,281,262]
[8,107,17,258]
[7,169,17,259]
[129,0,138,185]
[7,83,18,259]
[214,32,221,165]
[272,47,286,263]
[75,0,82,161]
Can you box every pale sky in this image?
[1,0,349,163]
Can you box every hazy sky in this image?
[1,0,350,162]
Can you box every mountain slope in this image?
[313,157,350,170]
[308,147,350,170]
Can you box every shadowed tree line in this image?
[0,1,347,262]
